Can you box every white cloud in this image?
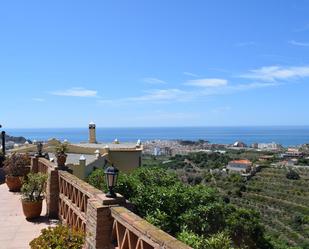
[198,82,277,97]
[98,88,192,105]
[230,82,278,90]
[98,80,277,105]
[183,72,199,77]
[240,65,309,82]
[51,87,98,97]
[185,78,228,87]
[32,98,45,102]
[142,77,166,84]
[288,40,309,47]
[130,89,186,102]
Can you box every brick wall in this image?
[32,156,192,249]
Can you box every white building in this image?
[257,142,281,151]
[227,159,252,173]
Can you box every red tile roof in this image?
[229,159,252,164]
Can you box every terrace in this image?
[0,157,191,249]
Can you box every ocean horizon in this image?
[4,126,309,147]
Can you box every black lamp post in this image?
[0,124,5,156]
[0,125,5,168]
[104,164,119,198]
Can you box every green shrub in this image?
[87,167,271,248]
[179,203,226,235]
[286,170,300,180]
[204,232,234,249]
[21,173,47,202]
[177,230,205,249]
[87,168,106,191]
[178,230,234,249]
[29,225,84,249]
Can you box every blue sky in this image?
[1,0,309,128]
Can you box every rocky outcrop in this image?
[0,134,31,144]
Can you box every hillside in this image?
[143,152,309,249]
[228,167,309,248]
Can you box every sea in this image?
[4,126,309,147]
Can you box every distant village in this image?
[143,139,309,178]
[2,130,309,179]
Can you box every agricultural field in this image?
[209,166,309,248]
[142,152,309,248]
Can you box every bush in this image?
[177,230,234,249]
[179,203,226,235]
[3,153,30,176]
[21,173,47,202]
[204,232,234,249]
[29,225,84,249]
[225,207,272,249]
[177,230,205,249]
[286,170,300,180]
[54,142,68,155]
[87,168,106,191]
[87,167,271,248]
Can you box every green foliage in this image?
[55,142,68,155]
[88,167,271,248]
[21,173,47,202]
[3,153,30,176]
[177,230,234,249]
[29,225,84,249]
[177,230,205,249]
[297,158,309,166]
[225,207,271,249]
[228,174,243,184]
[204,232,234,249]
[87,168,106,191]
[171,152,231,169]
[286,170,300,180]
[145,209,171,232]
[180,203,226,235]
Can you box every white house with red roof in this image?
[227,159,252,173]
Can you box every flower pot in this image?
[5,175,23,192]
[56,154,67,167]
[22,199,43,219]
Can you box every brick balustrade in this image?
[31,156,192,249]
[111,207,191,249]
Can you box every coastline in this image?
[4,126,309,147]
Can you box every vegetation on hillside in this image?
[88,150,309,249]
[88,167,272,249]
[143,151,309,249]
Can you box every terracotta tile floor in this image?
[0,183,58,249]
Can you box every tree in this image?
[286,170,300,180]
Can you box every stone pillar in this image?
[31,156,39,173]
[85,194,125,249]
[89,122,97,144]
[74,155,86,180]
[46,168,59,218]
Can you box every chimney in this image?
[89,121,97,144]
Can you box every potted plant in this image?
[55,142,68,169]
[4,153,31,191]
[21,172,47,219]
